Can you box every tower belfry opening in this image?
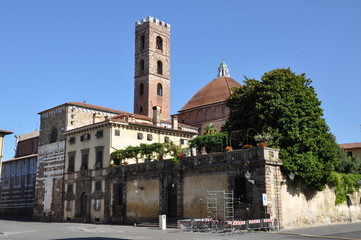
[133,16,171,121]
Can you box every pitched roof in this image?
[179,76,241,112]
[38,102,128,115]
[339,142,361,149]
[0,129,13,135]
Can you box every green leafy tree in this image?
[223,68,341,190]
[203,123,217,135]
[189,132,228,154]
[335,148,361,174]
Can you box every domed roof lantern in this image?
[217,61,230,77]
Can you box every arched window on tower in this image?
[157,61,163,75]
[156,36,163,50]
[139,83,144,96]
[140,60,145,72]
[140,106,143,113]
[157,83,163,96]
[141,35,145,49]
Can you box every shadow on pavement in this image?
[52,238,132,240]
[0,216,34,222]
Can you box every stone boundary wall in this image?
[281,183,361,229]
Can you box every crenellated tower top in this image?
[135,16,171,29]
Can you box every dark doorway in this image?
[80,192,88,218]
[167,184,177,218]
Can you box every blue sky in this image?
[1,0,361,160]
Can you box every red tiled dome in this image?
[180,76,241,112]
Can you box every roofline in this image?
[128,122,198,135]
[63,118,198,136]
[178,100,226,113]
[4,153,38,162]
[0,130,13,135]
[38,102,127,115]
[63,120,112,135]
[339,142,361,149]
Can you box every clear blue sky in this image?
[1,0,361,160]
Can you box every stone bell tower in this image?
[133,16,171,120]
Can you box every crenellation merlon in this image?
[135,16,170,29]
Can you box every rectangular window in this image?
[137,132,143,140]
[68,152,75,172]
[164,136,170,143]
[181,139,188,145]
[94,147,103,169]
[69,137,76,144]
[147,134,153,141]
[94,199,101,210]
[96,130,103,138]
[67,184,73,194]
[114,129,120,136]
[80,133,91,142]
[80,150,89,170]
[95,181,101,191]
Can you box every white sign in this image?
[262,193,268,206]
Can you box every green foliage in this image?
[328,172,361,204]
[203,123,217,135]
[224,68,341,190]
[111,142,184,165]
[335,148,361,174]
[165,141,183,163]
[189,132,228,154]
[254,132,274,143]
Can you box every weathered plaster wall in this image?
[183,173,229,218]
[126,179,159,220]
[34,141,65,220]
[281,184,361,229]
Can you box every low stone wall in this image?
[281,183,361,229]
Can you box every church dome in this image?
[179,76,241,112]
[179,61,241,112]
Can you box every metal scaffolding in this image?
[206,190,234,220]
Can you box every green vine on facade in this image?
[110,142,184,165]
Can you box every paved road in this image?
[0,218,360,240]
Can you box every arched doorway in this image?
[79,192,87,218]
[167,184,177,218]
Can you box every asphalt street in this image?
[0,218,360,240]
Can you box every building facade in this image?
[0,131,38,216]
[33,102,129,221]
[339,142,361,159]
[62,111,197,222]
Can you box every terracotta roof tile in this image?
[339,142,361,149]
[179,76,241,112]
[0,129,13,135]
[68,102,129,115]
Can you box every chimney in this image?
[153,106,161,126]
[93,113,102,124]
[172,115,178,130]
[128,114,135,123]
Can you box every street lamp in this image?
[288,172,295,181]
